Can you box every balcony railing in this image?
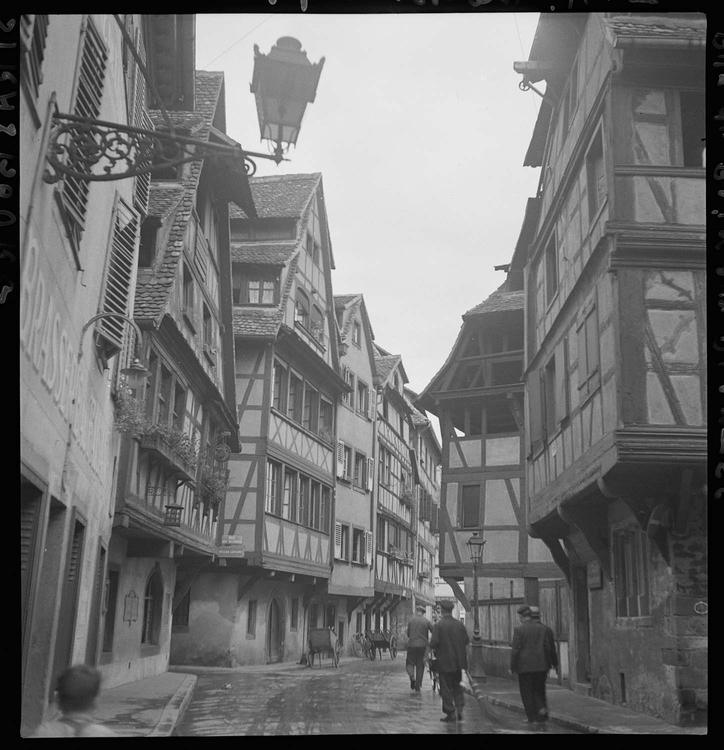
[139,430,197,483]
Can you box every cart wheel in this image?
[390,639,397,659]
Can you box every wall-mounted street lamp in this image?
[44,18,324,191]
[466,531,487,680]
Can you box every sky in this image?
[196,12,542,431]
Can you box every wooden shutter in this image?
[97,198,140,357]
[528,368,543,449]
[334,522,343,559]
[21,487,42,642]
[366,530,374,565]
[336,441,345,478]
[366,458,374,491]
[555,339,569,424]
[61,17,108,231]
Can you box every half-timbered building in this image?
[170,172,348,666]
[111,63,245,685]
[329,294,377,650]
[418,273,564,677]
[514,12,706,724]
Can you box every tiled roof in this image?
[375,353,401,384]
[135,72,224,323]
[231,307,283,338]
[464,288,524,318]
[605,14,706,41]
[334,294,359,308]
[229,173,321,220]
[147,185,185,219]
[230,243,297,265]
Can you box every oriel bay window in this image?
[272,358,333,441]
[232,265,280,305]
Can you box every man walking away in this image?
[30,665,118,737]
[406,604,433,692]
[510,605,559,726]
[430,599,469,722]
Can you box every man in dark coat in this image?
[510,605,559,725]
[406,604,433,692]
[429,600,469,722]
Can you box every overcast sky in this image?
[196,12,541,430]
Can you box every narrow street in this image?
[176,657,581,735]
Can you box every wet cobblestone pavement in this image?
[176,657,581,735]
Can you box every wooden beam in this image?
[237,571,263,602]
[442,576,471,612]
[172,562,210,613]
[558,502,611,580]
[539,536,571,584]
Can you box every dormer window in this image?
[232,264,280,305]
[352,321,361,347]
[138,216,161,268]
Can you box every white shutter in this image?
[336,441,345,478]
[366,458,374,491]
[366,530,374,565]
[97,198,140,357]
[334,522,343,559]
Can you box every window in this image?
[460,485,480,528]
[172,383,186,430]
[20,15,50,101]
[354,451,367,488]
[319,397,333,440]
[587,131,606,218]
[561,58,579,134]
[157,366,173,425]
[382,396,389,421]
[321,486,331,534]
[182,264,195,322]
[295,289,310,328]
[291,598,299,631]
[266,460,282,516]
[310,482,320,530]
[545,236,558,304]
[613,528,650,617]
[59,18,108,248]
[342,368,355,409]
[138,217,160,268]
[202,304,215,356]
[311,305,324,345]
[543,356,557,437]
[232,266,279,305]
[299,477,309,526]
[283,469,297,522]
[377,516,385,549]
[352,528,366,564]
[287,372,303,423]
[577,307,600,399]
[680,91,705,167]
[247,600,257,636]
[141,569,163,645]
[96,198,140,361]
[352,321,362,347]
[336,523,350,561]
[343,445,353,481]
[273,361,287,412]
[356,380,369,417]
[303,384,319,432]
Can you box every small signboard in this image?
[587,560,603,589]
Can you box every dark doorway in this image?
[267,598,284,663]
[572,564,591,684]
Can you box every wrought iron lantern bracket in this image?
[43,112,287,186]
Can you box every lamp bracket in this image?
[43,113,286,186]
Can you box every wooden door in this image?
[572,565,591,683]
[267,599,283,663]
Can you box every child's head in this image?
[55,665,102,713]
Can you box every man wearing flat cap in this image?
[430,600,469,722]
[510,604,558,726]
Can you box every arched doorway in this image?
[267,598,284,663]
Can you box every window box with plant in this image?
[197,468,229,509]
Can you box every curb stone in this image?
[148,674,197,737]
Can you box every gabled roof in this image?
[463,288,525,318]
[334,294,359,308]
[135,71,232,324]
[230,243,297,265]
[335,294,377,380]
[230,173,322,220]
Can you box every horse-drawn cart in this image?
[365,629,397,660]
[307,627,341,668]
